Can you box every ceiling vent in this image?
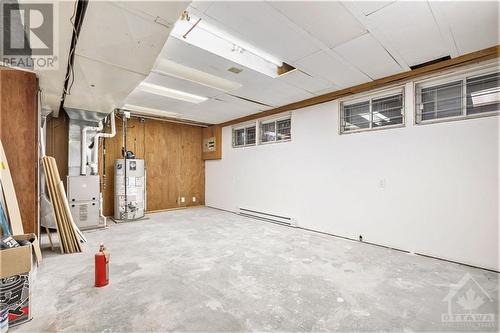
[228,66,243,74]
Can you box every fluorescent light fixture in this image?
[138,82,208,104]
[471,87,500,107]
[122,104,180,118]
[171,14,284,78]
[154,59,242,92]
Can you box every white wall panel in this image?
[206,79,500,271]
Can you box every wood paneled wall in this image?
[46,111,69,189]
[0,67,38,234]
[99,116,205,216]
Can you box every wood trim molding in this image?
[219,45,500,127]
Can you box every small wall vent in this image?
[239,208,297,227]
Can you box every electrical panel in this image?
[202,126,222,160]
[203,137,216,152]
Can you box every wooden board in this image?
[42,156,83,253]
[42,157,64,253]
[0,140,24,235]
[46,111,69,189]
[0,67,38,235]
[99,116,205,215]
[181,125,205,206]
[145,120,181,210]
[202,126,222,160]
[219,45,500,127]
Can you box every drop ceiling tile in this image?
[179,95,264,124]
[367,1,449,66]
[232,79,313,107]
[124,90,192,111]
[277,69,334,94]
[117,1,189,26]
[213,93,270,112]
[65,55,146,113]
[334,33,403,79]
[145,72,222,98]
[269,1,367,48]
[161,38,270,86]
[189,1,213,14]
[436,1,500,55]
[76,1,171,75]
[203,1,321,63]
[348,1,396,16]
[295,50,370,88]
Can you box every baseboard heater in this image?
[239,208,297,227]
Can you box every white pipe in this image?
[99,192,107,228]
[90,111,116,175]
[80,122,102,175]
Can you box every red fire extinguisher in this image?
[95,243,109,287]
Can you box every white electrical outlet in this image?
[192,197,196,202]
[181,197,185,203]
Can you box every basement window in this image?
[340,89,404,134]
[415,70,500,124]
[232,124,256,148]
[260,116,291,144]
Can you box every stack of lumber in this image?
[42,156,86,253]
[0,140,24,236]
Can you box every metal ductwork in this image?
[65,108,112,177]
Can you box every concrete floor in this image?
[14,207,498,332]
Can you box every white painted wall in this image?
[205,80,499,271]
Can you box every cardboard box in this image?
[0,234,41,327]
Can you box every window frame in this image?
[232,123,257,148]
[339,87,406,135]
[414,66,500,125]
[258,115,292,145]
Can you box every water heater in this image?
[114,159,145,220]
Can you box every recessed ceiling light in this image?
[122,104,180,118]
[154,59,242,92]
[171,13,286,78]
[138,82,208,104]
